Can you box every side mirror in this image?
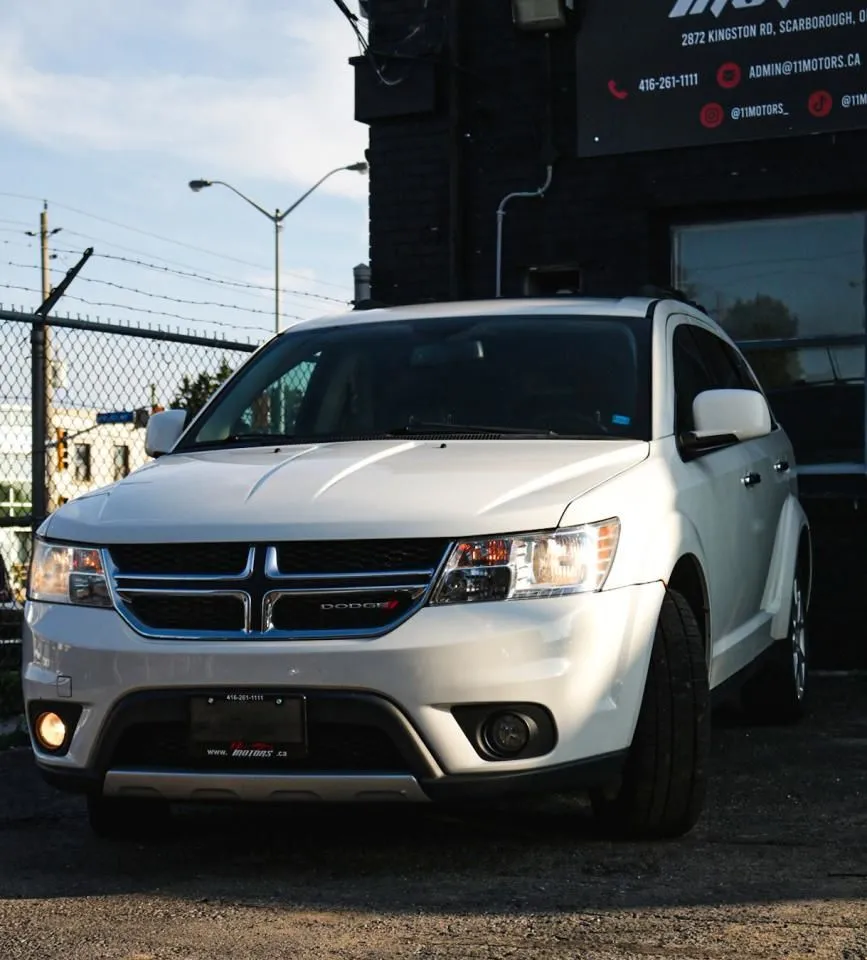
[682,388,772,454]
[145,409,188,458]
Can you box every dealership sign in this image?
[576,1,867,157]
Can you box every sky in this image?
[0,0,369,346]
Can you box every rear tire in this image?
[86,794,171,840]
[740,572,808,725]
[590,588,710,840]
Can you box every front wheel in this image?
[590,588,710,840]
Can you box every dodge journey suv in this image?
[23,296,811,839]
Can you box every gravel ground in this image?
[1,675,867,959]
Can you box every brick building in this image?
[352,0,867,666]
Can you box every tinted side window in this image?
[673,325,715,434]
[688,326,745,390]
[721,341,763,393]
[689,325,777,427]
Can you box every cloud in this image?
[0,1,369,199]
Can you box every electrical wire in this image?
[0,191,357,293]
[48,249,349,304]
[329,0,408,87]
[0,281,273,336]
[4,259,347,313]
[56,227,354,296]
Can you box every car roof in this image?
[282,297,666,334]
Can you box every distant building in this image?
[0,402,150,599]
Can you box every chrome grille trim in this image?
[263,546,435,582]
[113,587,252,639]
[104,541,454,641]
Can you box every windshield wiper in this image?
[387,420,562,438]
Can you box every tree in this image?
[721,294,802,391]
[170,359,234,419]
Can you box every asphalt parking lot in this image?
[1,674,867,960]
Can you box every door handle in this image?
[773,459,790,474]
[741,472,762,488]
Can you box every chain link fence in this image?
[0,309,259,659]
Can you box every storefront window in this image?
[673,213,866,468]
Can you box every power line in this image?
[0,281,272,335]
[329,0,407,86]
[47,249,350,305]
[0,191,356,292]
[3,259,312,320]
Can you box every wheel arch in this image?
[767,495,812,639]
[797,522,813,612]
[666,553,710,663]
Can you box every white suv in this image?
[22,296,811,840]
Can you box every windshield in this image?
[177,313,652,449]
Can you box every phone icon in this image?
[608,80,629,100]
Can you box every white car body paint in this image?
[22,296,810,810]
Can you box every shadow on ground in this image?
[1,675,866,920]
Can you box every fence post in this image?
[30,318,47,532]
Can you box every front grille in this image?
[109,543,250,576]
[269,590,420,632]
[109,539,450,639]
[275,539,449,575]
[110,721,410,773]
[123,594,245,632]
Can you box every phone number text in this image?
[639,73,701,92]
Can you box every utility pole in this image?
[27,203,62,519]
[39,203,51,301]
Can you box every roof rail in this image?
[639,284,709,315]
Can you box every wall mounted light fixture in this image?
[511,0,573,31]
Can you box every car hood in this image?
[44,439,649,543]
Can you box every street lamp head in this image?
[346,162,368,174]
[188,179,213,192]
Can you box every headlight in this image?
[28,540,112,608]
[430,519,620,605]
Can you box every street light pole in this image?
[274,213,281,334]
[188,162,368,334]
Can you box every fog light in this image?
[483,712,532,757]
[35,711,67,750]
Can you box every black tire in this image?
[86,794,172,841]
[589,588,710,840]
[740,572,808,726]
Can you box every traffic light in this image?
[55,428,68,471]
[134,403,166,429]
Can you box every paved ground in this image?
[1,675,867,959]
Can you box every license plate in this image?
[189,693,307,760]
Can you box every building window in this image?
[112,444,130,481]
[0,484,31,519]
[672,212,866,469]
[73,443,92,482]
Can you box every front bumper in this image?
[23,581,665,801]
